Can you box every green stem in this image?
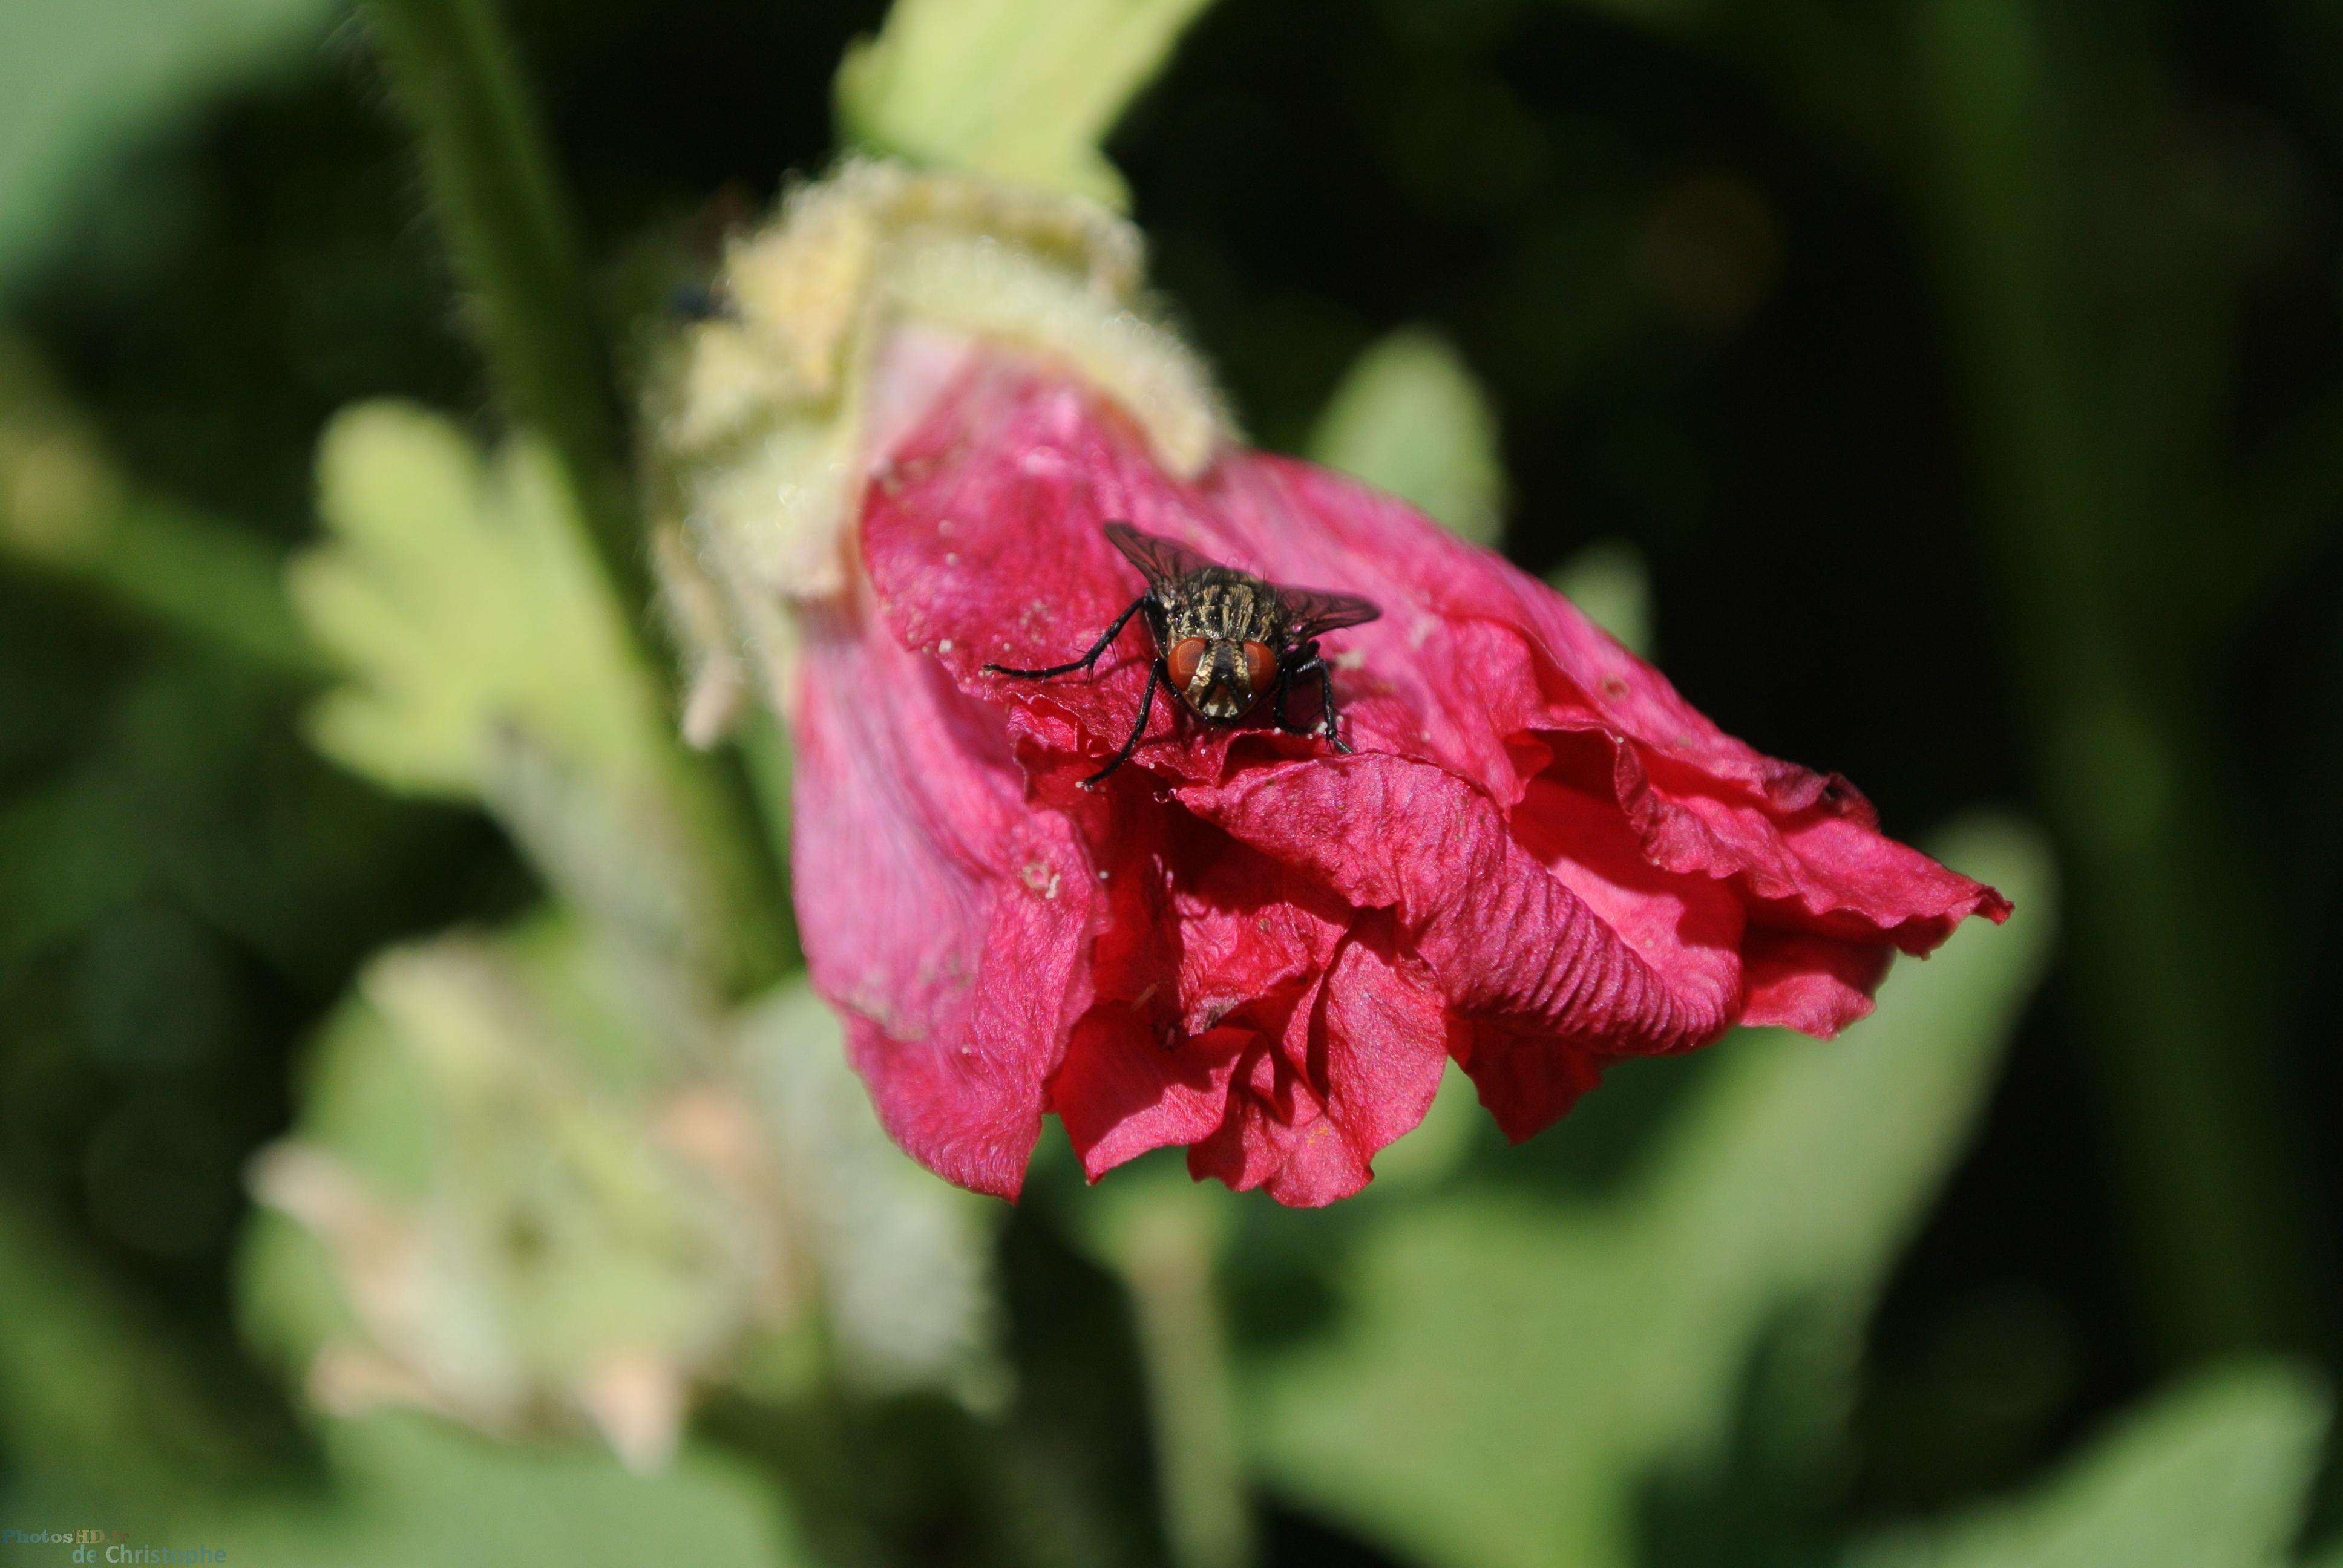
[1910,0,2325,1359]
[1104,1182,1254,1568]
[362,0,790,998]
[736,713,802,966]
[362,0,640,609]
[2226,384,2343,639]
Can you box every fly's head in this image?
[1166,632,1279,719]
[1157,570,1286,721]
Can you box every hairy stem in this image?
[362,0,790,997]
[362,0,638,604]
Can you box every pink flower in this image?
[792,341,2010,1206]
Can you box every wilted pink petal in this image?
[1737,926,1897,1036]
[1048,806,1348,1179]
[1181,921,1453,1206]
[802,345,2010,1202]
[1046,805,1450,1203]
[791,593,1105,1198]
[1177,754,1738,1140]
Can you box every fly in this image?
[983,521,1381,787]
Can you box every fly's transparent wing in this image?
[1276,585,1383,641]
[1104,520,1219,590]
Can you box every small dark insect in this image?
[983,521,1381,787]
[666,281,735,323]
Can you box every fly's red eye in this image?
[1242,641,1278,693]
[1168,638,1208,688]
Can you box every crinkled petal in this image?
[1052,1011,1247,1180]
[1175,753,1738,1138]
[1049,809,1347,1178]
[859,349,2004,947]
[1738,925,1896,1036]
[863,357,1534,796]
[792,596,1103,1197]
[1602,740,2010,949]
[1216,919,1453,1206]
[843,342,2011,1187]
[1204,457,2013,946]
[1049,815,1449,1202]
[865,371,1206,784]
[1162,924,1452,1206]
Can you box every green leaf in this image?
[836,0,1218,208]
[293,402,663,802]
[292,402,761,981]
[204,1414,804,1568]
[0,0,341,288]
[1308,328,1507,547]
[1248,818,2054,1568]
[1849,1365,2327,1568]
[1546,540,1655,657]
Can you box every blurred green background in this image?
[2,0,2339,1564]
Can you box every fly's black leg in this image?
[987,595,1161,788]
[1081,659,1162,788]
[983,596,1150,680]
[1279,641,1352,754]
[1319,670,1351,753]
[1270,661,1314,736]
